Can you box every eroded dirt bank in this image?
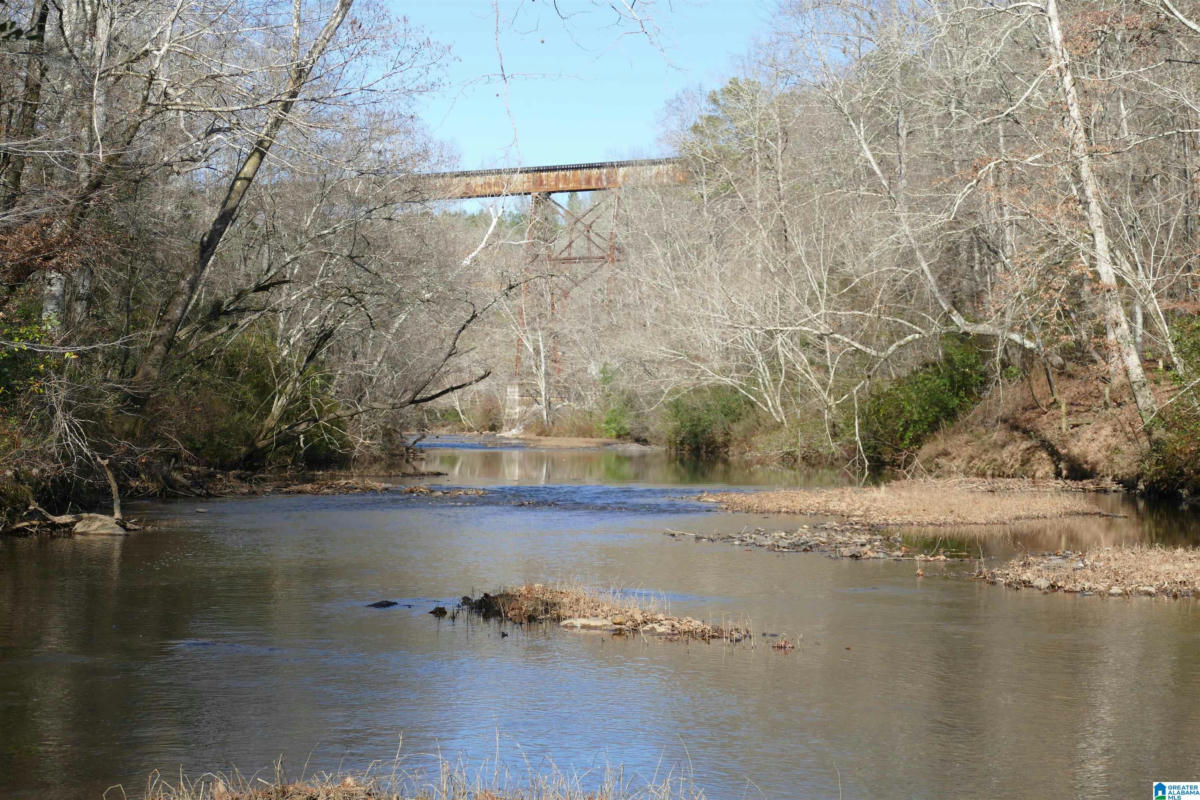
[915,366,1155,484]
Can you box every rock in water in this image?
[429,606,448,617]
[73,514,127,536]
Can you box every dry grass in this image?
[701,478,1114,526]
[982,546,1200,597]
[460,583,750,643]
[134,756,706,800]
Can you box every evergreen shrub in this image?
[859,335,988,470]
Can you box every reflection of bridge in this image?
[422,158,688,199]
[422,158,691,431]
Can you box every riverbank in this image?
[0,433,665,535]
[701,477,1120,526]
[686,479,1200,600]
[0,473,491,536]
[459,583,751,643]
[915,366,1157,486]
[665,515,1200,600]
[667,514,1200,599]
[420,430,661,449]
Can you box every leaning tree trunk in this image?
[127,0,354,403]
[0,0,49,214]
[1043,0,1159,433]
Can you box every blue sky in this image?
[401,1,773,170]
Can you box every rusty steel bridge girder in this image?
[418,158,690,294]
[421,157,688,200]
[420,158,690,401]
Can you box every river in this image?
[2,437,1199,799]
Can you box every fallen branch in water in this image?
[29,503,81,526]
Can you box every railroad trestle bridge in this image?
[423,157,687,267]
[420,158,689,429]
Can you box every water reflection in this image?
[1,445,1199,799]
[891,494,1200,557]
[418,444,845,488]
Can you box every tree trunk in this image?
[1043,0,1159,432]
[127,0,354,402]
[41,270,65,327]
[0,0,49,214]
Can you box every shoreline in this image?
[674,481,1200,599]
[666,522,1200,600]
[700,477,1123,527]
[0,472,476,536]
[1,432,653,536]
[980,547,1200,598]
[137,758,704,800]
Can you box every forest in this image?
[5,0,1200,526]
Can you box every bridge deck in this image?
[422,158,687,199]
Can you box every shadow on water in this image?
[415,443,847,489]
[891,493,1200,558]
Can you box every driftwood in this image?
[2,456,137,535]
[98,457,122,522]
[29,503,80,526]
[155,459,208,497]
[1,504,80,536]
[22,503,132,535]
[4,519,47,534]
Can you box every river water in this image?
[2,438,1200,799]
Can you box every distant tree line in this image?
[7,0,1200,512]
[447,0,1200,487]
